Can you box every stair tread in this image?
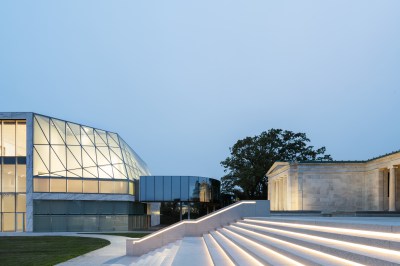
[210,230,264,266]
[203,233,235,266]
[230,223,400,265]
[243,218,400,243]
[222,227,364,266]
[171,237,213,266]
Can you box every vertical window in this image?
[2,163,15,192]
[2,121,16,156]
[16,164,26,193]
[16,121,26,156]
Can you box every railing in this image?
[126,200,270,256]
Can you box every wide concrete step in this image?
[133,240,181,266]
[219,226,362,266]
[242,218,400,250]
[228,221,400,266]
[203,233,235,266]
[210,230,264,265]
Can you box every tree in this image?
[220,129,332,199]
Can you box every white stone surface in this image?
[267,152,400,212]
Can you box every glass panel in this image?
[2,194,15,212]
[50,119,64,144]
[2,164,15,192]
[83,167,98,178]
[171,176,181,201]
[99,165,113,179]
[16,164,26,192]
[16,213,24,232]
[81,126,94,146]
[67,146,82,168]
[97,147,111,165]
[50,145,66,176]
[34,146,50,175]
[68,169,83,178]
[66,122,80,145]
[16,194,26,212]
[67,179,82,193]
[50,178,66,192]
[181,176,189,201]
[129,182,134,195]
[2,121,16,156]
[189,176,200,201]
[162,176,171,201]
[99,180,114,193]
[113,165,127,179]
[16,121,26,156]
[35,115,50,143]
[199,177,210,202]
[114,181,128,194]
[83,180,98,193]
[2,213,15,232]
[52,118,66,143]
[154,176,164,201]
[33,178,49,192]
[110,147,124,163]
[107,132,120,147]
[94,130,108,146]
[34,117,48,144]
[145,176,155,201]
[82,147,97,167]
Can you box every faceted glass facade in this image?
[140,176,220,203]
[0,120,27,232]
[33,114,150,195]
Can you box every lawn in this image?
[0,236,110,266]
[81,232,150,238]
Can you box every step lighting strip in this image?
[221,228,304,266]
[230,225,365,266]
[243,219,400,240]
[214,230,264,266]
[236,222,400,259]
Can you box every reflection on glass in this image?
[140,176,220,203]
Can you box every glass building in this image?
[0,112,220,232]
[0,112,152,232]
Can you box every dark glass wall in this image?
[33,200,149,232]
[140,176,220,203]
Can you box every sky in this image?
[1,1,400,179]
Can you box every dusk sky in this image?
[1,1,400,179]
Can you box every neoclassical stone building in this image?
[267,151,400,212]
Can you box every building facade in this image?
[267,152,400,212]
[0,112,152,232]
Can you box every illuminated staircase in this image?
[132,217,400,266]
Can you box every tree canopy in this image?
[220,129,332,199]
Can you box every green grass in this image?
[81,232,150,238]
[0,236,110,266]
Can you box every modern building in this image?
[267,151,400,212]
[0,112,220,232]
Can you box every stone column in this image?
[274,180,278,210]
[389,167,396,212]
